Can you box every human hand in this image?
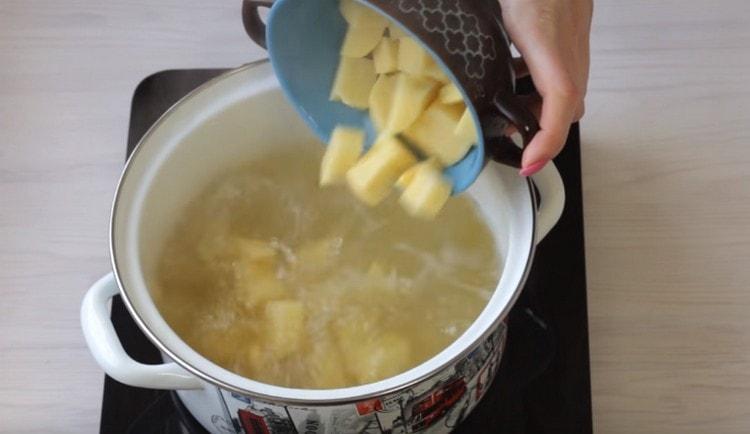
[498,0,593,176]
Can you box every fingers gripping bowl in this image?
[81,62,564,433]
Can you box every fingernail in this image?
[519,159,548,177]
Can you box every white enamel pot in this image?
[81,60,565,434]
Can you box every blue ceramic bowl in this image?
[265,0,484,193]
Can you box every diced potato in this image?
[330,57,377,109]
[395,158,442,191]
[422,57,451,83]
[385,73,439,133]
[320,126,365,186]
[341,25,385,58]
[342,333,412,384]
[235,239,277,267]
[388,23,409,39]
[234,265,290,310]
[265,300,305,358]
[294,237,342,277]
[398,160,453,219]
[244,343,268,374]
[346,136,417,206]
[373,37,399,74]
[403,102,474,165]
[307,340,350,389]
[368,74,397,132]
[394,163,419,190]
[454,107,479,144]
[339,0,388,30]
[398,37,432,75]
[439,83,464,105]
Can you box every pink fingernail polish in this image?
[519,159,548,177]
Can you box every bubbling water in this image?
[151,145,500,389]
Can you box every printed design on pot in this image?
[210,324,507,433]
[396,0,497,79]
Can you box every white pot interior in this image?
[111,61,536,403]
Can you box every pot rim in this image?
[109,60,538,405]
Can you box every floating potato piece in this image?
[368,74,398,132]
[330,57,377,109]
[344,333,413,384]
[243,343,268,375]
[398,159,453,219]
[307,340,350,389]
[403,102,474,165]
[388,23,409,39]
[341,25,385,58]
[265,300,306,358]
[234,265,290,310]
[439,82,464,105]
[385,73,439,133]
[320,126,365,186]
[234,238,277,267]
[339,0,388,29]
[373,37,399,74]
[397,37,432,75]
[346,136,417,206]
[294,237,343,277]
[454,107,479,144]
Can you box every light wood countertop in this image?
[1,0,749,432]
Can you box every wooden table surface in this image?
[1,0,749,432]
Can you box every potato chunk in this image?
[234,238,277,267]
[403,102,474,165]
[398,160,453,219]
[368,74,397,132]
[307,340,350,389]
[234,265,290,310]
[422,57,451,83]
[395,163,419,190]
[388,23,409,39]
[385,73,439,133]
[339,0,388,29]
[294,237,342,278]
[346,136,417,206]
[373,37,399,73]
[320,126,365,186]
[454,107,479,144]
[341,332,412,384]
[439,83,464,105]
[398,37,432,75]
[265,300,305,358]
[330,57,377,109]
[341,25,385,58]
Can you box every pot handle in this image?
[80,273,203,390]
[242,0,274,49]
[531,162,565,243]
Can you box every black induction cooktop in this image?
[99,67,592,434]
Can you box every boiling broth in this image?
[152,145,500,389]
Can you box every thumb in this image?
[519,89,578,176]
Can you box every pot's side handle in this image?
[80,273,203,390]
[242,0,274,49]
[531,162,565,244]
